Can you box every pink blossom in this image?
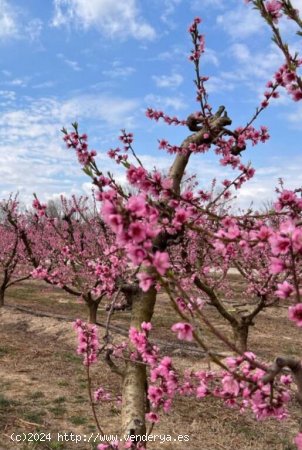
[126,195,147,217]
[288,303,302,327]
[148,386,163,405]
[280,374,292,385]
[127,245,146,265]
[173,208,189,228]
[196,382,208,398]
[141,321,152,332]
[105,213,123,234]
[153,251,170,275]
[265,1,282,22]
[94,387,111,402]
[294,433,302,449]
[137,271,154,292]
[280,220,295,235]
[31,266,48,279]
[145,411,159,423]
[269,257,285,274]
[171,322,194,341]
[257,226,272,241]
[269,234,291,255]
[128,222,146,243]
[222,374,240,396]
[292,228,302,252]
[276,281,294,299]
[73,320,99,366]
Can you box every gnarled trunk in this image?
[121,285,157,440]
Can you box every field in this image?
[1,278,302,450]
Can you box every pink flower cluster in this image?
[188,17,205,62]
[31,265,48,280]
[214,353,291,420]
[94,387,111,402]
[73,319,99,366]
[63,130,97,166]
[129,323,293,424]
[100,186,171,291]
[32,198,47,217]
[145,108,186,126]
[171,322,194,341]
[265,0,283,22]
[275,64,302,102]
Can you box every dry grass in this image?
[0,278,301,449]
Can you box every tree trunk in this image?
[87,301,98,324]
[119,107,232,441]
[121,284,157,440]
[232,322,249,353]
[0,287,4,307]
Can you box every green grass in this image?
[57,380,69,387]
[29,391,45,400]
[53,396,66,404]
[0,346,9,356]
[0,394,12,409]
[48,405,67,417]
[69,415,87,425]
[23,410,46,424]
[47,442,66,450]
[61,352,79,363]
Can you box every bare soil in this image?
[0,278,301,450]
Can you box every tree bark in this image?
[232,322,249,353]
[88,300,99,324]
[0,287,5,307]
[121,284,157,439]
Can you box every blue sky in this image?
[1,0,302,209]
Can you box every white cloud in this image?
[59,94,139,127]
[150,46,186,62]
[216,43,283,98]
[0,93,141,204]
[65,59,82,71]
[7,78,28,87]
[0,0,18,41]
[230,43,250,62]
[0,90,16,101]
[285,105,302,128]
[0,2,43,43]
[230,43,282,79]
[236,160,302,209]
[191,0,225,9]
[159,0,181,27]
[33,81,56,89]
[203,48,219,67]
[25,18,43,42]
[57,53,82,71]
[152,72,183,89]
[52,0,156,40]
[144,93,187,111]
[291,0,302,12]
[217,5,264,39]
[102,61,136,79]
[205,76,235,94]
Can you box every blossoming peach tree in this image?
[6,194,130,323]
[0,197,31,307]
[61,1,302,448]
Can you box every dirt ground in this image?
[1,279,302,450]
